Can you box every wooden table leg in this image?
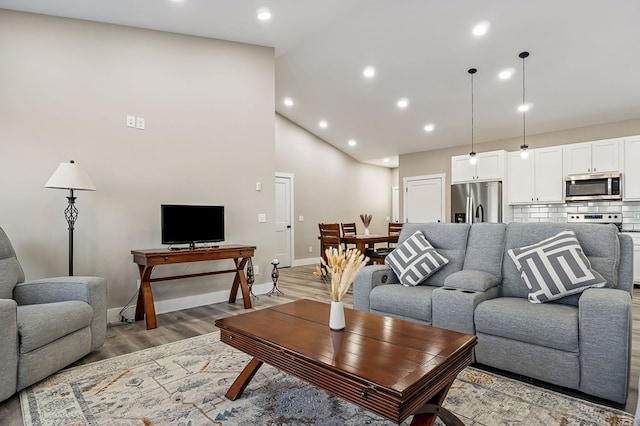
[410,382,463,426]
[229,257,252,309]
[134,265,157,330]
[225,357,263,400]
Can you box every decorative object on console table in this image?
[267,258,283,296]
[314,245,368,330]
[359,213,372,236]
[44,160,96,276]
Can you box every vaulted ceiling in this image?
[2,0,639,167]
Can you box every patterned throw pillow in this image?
[508,230,606,303]
[385,231,449,286]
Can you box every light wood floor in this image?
[1,266,638,425]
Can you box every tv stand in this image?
[131,245,256,330]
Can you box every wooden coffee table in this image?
[215,299,476,425]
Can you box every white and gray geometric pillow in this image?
[508,230,606,304]
[385,231,449,286]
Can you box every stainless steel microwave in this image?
[565,172,621,201]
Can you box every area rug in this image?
[20,331,633,426]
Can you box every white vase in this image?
[329,301,345,330]
[364,227,370,236]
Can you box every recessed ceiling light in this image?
[257,8,272,21]
[383,158,390,163]
[499,69,514,80]
[473,22,489,37]
[363,66,376,78]
[518,104,530,112]
[319,120,328,128]
[348,139,357,147]
[283,97,294,107]
[423,123,435,132]
[397,98,409,108]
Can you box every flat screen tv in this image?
[161,204,225,248]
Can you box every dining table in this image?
[341,234,398,256]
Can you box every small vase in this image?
[329,301,345,330]
[364,227,370,236]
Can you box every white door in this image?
[391,186,400,222]
[275,174,293,267]
[403,174,445,223]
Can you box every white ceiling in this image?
[2,0,640,168]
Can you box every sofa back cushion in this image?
[399,223,470,287]
[0,227,25,299]
[501,223,620,304]
[463,223,507,280]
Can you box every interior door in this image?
[275,174,292,267]
[404,174,445,223]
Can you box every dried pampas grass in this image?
[314,245,369,302]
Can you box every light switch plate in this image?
[258,213,267,223]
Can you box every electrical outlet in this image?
[308,246,313,253]
[635,213,640,220]
[299,215,304,222]
[254,265,260,275]
[258,213,267,223]
[136,117,145,130]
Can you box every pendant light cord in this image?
[468,68,477,155]
[519,51,530,150]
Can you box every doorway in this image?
[403,174,445,223]
[275,173,293,267]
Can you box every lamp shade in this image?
[44,160,96,191]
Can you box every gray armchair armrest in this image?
[443,270,499,292]
[0,299,18,401]
[353,265,399,312]
[578,287,631,404]
[14,276,107,350]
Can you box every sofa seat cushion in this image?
[370,284,435,323]
[17,301,93,353]
[475,297,578,352]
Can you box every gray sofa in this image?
[354,222,633,404]
[0,227,107,402]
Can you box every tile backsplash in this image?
[510,201,640,231]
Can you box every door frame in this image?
[275,172,294,267]
[402,173,446,223]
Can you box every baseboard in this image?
[107,281,273,324]
[292,257,320,267]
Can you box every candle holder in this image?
[267,259,284,296]
[246,257,258,300]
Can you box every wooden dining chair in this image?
[341,222,357,237]
[318,223,341,264]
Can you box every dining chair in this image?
[318,223,342,264]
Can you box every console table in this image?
[131,245,256,330]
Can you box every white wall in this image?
[0,10,276,310]
[275,114,393,261]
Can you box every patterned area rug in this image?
[20,331,633,426]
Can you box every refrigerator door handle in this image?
[466,196,473,224]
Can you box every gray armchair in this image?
[0,227,106,402]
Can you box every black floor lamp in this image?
[45,160,96,276]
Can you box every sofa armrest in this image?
[14,276,107,351]
[353,265,399,312]
[443,270,499,292]
[0,299,18,402]
[579,288,631,404]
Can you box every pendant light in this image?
[519,51,530,159]
[468,68,478,165]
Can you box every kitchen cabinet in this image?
[563,139,620,175]
[623,136,640,200]
[622,232,640,284]
[451,150,505,183]
[508,147,564,204]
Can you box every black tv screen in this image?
[161,204,225,247]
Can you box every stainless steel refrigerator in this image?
[451,181,502,223]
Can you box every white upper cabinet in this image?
[451,150,505,183]
[623,136,640,200]
[563,138,620,175]
[508,147,563,204]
